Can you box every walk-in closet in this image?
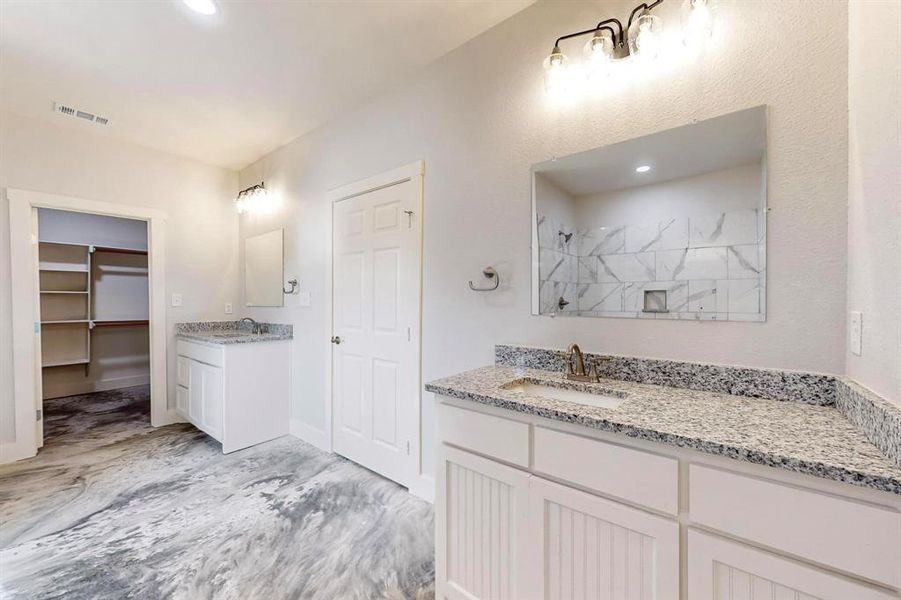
[37,209,150,403]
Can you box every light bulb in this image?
[583,30,614,81]
[627,12,662,61]
[682,0,714,46]
[183,0,217,15]
[542,46,570,96]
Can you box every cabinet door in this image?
[176,385,189,417]
[687,530,897,600]
[528,476,679,600]
[199,362,223,440]
[188,360,204,425]
[176,356,189,387]
[436,445,530,600]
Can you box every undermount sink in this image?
[211,332,254,338]
[506,380,627,410]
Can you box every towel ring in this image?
[468,267,499,292]
[283,278,298,294]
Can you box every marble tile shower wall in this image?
[537,213,581,314]
[539,208,766,321]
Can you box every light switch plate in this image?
[224,302,233,314]
[298,291,311,307]
[171,293,183,307]
[850,311,862,356]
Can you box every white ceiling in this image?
[0,0,533,170]
[536,106,767,196]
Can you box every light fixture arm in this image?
[553,24,615,50]
[628,0,663,28]
[550,0,665,56]
[595,18,625,47]
[237,181,265,198]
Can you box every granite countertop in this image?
[175,321,293,345]
[425,365,901,495]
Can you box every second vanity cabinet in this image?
[435,400,901,600]
[176,338,290,453]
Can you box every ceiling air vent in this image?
[53,102,110,126]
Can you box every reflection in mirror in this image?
[531,106,767,322]
[245,229,284,307]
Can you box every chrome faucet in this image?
[565,343,599,383]
[239,317,261,334]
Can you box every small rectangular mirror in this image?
[244,229,284,307]
[532,106,767,322]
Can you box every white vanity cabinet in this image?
[435,399,901,600]
[176,338,290,453]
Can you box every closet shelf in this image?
[39,266,89,273]
[40,290,89,294]
[43,358,90,368]
[42,319,90,325]
[93,246,148,256]
[92,319,150,327]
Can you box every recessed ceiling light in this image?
[635,165,651,173]
[183,0,217,15]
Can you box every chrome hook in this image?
[283,278,298,294]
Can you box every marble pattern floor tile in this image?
[0,386,434,600]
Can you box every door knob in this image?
[331,336,342,345]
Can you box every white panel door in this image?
[528,476,679,600]
[687,530,897,600]
[436,446,531,600]
[332,177,420,486]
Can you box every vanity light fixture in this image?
[636,165,651,173]
[543,0,715,94]
[183,0,217,15]
[234,182,268,215]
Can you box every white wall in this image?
[237,0,849,477]
[0,110,239,444]
[846,0,901,407]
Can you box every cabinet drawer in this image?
[438,403,530,468]
[534,426,679,515]
[689,465,901,588]
[177,339,223,367]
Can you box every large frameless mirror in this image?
[531,105,767,322]
[244,228,284,307]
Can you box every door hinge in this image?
[407,327,411,342]
[406,441,410,455]
[34,322,41,334]
[36,409,42,421]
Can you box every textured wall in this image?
[238,0,850,476]
[0,111,239,444]
[846,0,901,407]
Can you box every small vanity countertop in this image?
[425,365,901,495]
[175,321,293,345]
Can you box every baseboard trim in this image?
[408,473,435,504]
[289,419,330,452]
[42,375,151,400]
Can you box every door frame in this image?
[4,187,170,463]
[326,160,425,496]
